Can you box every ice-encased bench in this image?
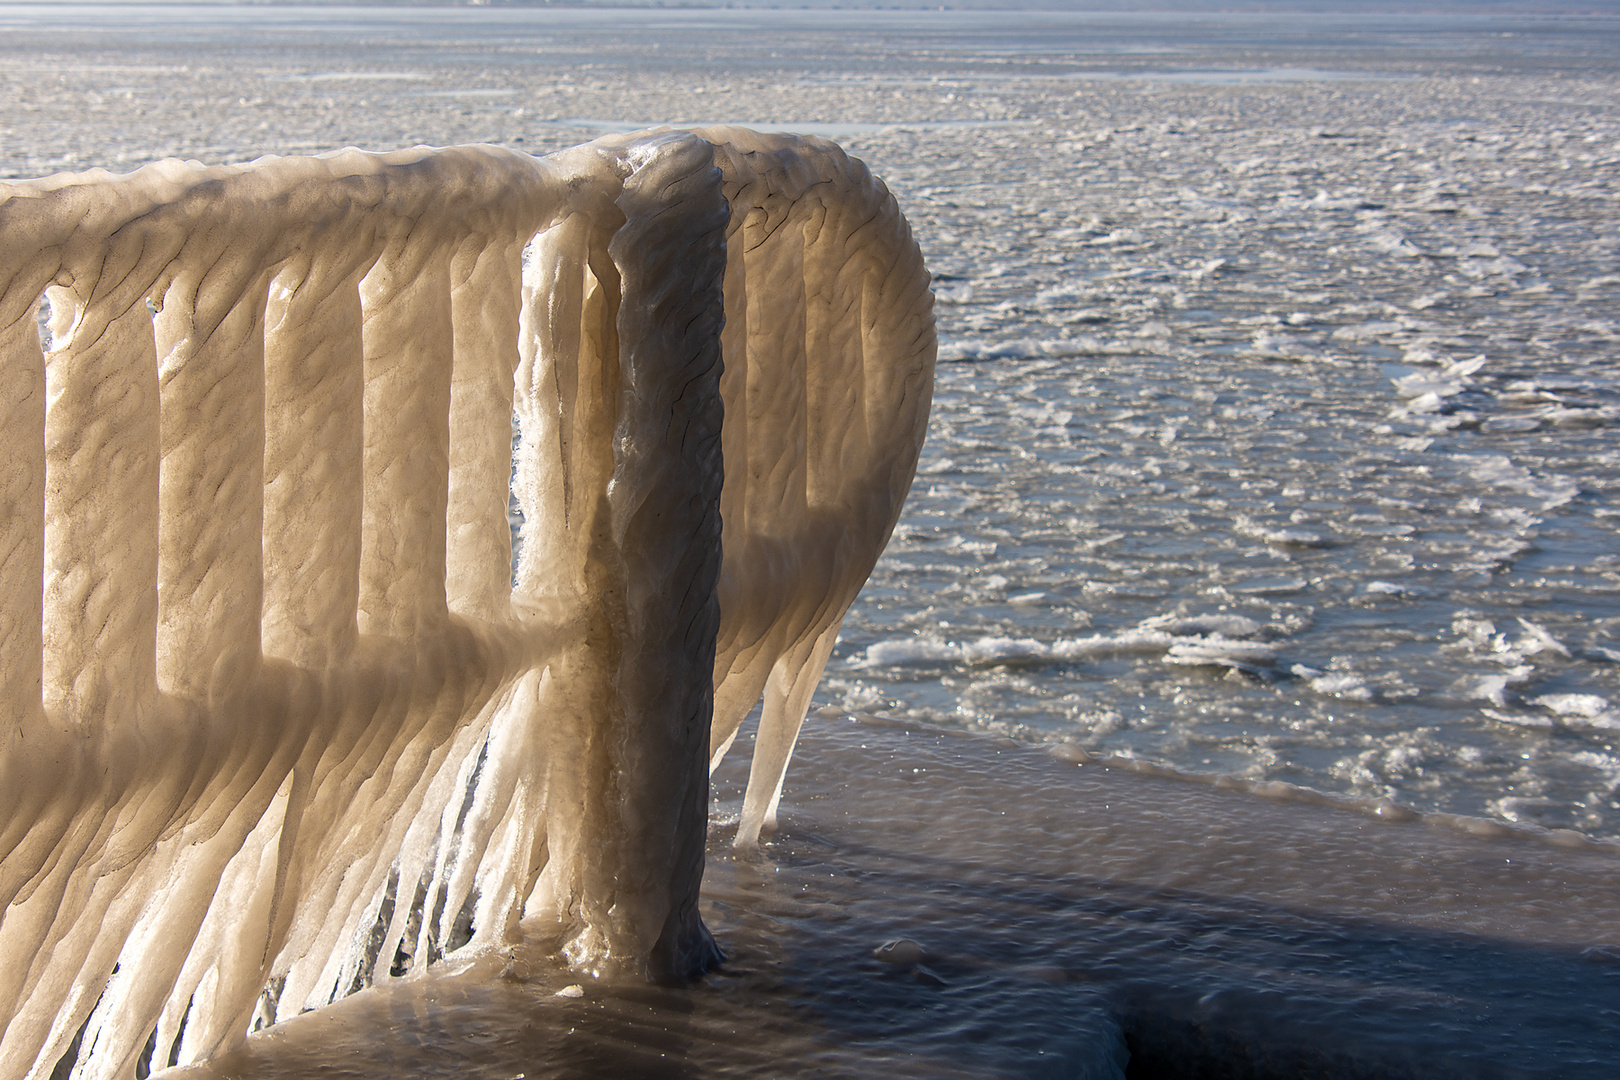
[0,128,934,1079]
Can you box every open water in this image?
[6,3,1620,1076]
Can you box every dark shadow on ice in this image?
[737,831,1619,1080]
[177,716,1620,1080]
[701,715,1620,1080]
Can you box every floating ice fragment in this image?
[1391,390,1449,416]
[1331,320,1403,342]
[1533,694,1609,719]
[856,629,1306,671]
[1163,637,1279,669]
[1459,256,1529,278]
[1088,228,1145,246]
[1307,673,1374,700]
[1245,331,1321,362]
[1516,618,1572,658]
[1138,613,1264,638]
[1481,416,1541,433]
[1458,454,1580,509]
[1305,189,1371,211]
[1543,406,1611,429]
[962,637,1052,665]
[1235,517,1328,548]
[1469,666,1536,707]
[1363,229,1424,258]
[938,536,997,557]
[1227,576,1309,596]
[1482,708,1555,729]
[555,985,585,999]
[1392,373,1465,399]
[863,638,963,667]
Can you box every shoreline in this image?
[175,714,1620,1079]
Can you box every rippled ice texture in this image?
[4,1,1619,843]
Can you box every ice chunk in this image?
[1458,454,1581,509]
[1468,666,1536,707]
[1516,618,1572,659]
[855,629,1299,672]
[864,638,967,666]
[1533,693,1610,719]
[962,637,1053,664]
[1481,416,1541,433]
[1363,229,1424,258]
[1162,636,1280,677]
[1235,516,1329,548]
[1332,320,1403,342]
[1307,672,1375,700]
[1138,613,1265,638]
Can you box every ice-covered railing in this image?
[0,128,934,1079]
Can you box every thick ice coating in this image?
[697,126,935,847]
[0,130,936,1079]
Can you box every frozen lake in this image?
[5,3,1620,1076]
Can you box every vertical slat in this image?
[717,206,751,542]
[801,192,870,509]
[0,301,49,1037]
[512,209,617,953]
[262,260,366,668]
[857,180,934,469]
[0,307,45,731]
[742,204,809,533]
[512,212,607,603]
[154,268,268,700]
[358,242,454,638]
[446,237,523,620]
[43,289,160,726]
